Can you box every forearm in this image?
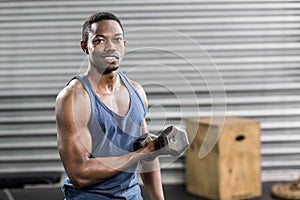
[140,159,165,200]
[69,148,149,188]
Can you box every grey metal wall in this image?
[0,0,300,185]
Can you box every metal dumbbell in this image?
[133,126,189,161]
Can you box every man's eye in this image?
[95,39,104,43]
[115,38,123,42]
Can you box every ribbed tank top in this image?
[62,71,146,200]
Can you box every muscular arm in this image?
[131,80,165,200]
[56,80,154,188]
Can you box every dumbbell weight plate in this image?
[156,126,189,156]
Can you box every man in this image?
[56,12,165,199]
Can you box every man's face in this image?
[86,20,125,74]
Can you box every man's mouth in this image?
[103,54,119,63]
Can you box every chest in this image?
[96,85,130,117]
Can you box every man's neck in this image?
[86,68,120,95]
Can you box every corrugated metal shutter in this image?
[0,0,299,185]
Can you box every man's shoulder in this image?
[56,78,88,106]
[126,77,148,107]
[128,79,142,91]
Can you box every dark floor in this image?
[0,182,281,200]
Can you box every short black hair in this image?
[81,12,124,44]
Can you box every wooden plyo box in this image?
[185,117,261,200]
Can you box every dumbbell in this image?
[133,126,189,161]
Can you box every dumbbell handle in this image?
[133,126,176,151]
[133,133,158,151]
[133,126,189,162]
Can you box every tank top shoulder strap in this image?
[67,74,96,111]
[118,71,134,94]
[118,71,146,113]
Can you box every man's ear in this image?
[80,40,89,54]
[124,40,126,47]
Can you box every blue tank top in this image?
[62,71,146,200]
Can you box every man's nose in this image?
[104,39,116,51]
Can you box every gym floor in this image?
[0,182,280,200]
